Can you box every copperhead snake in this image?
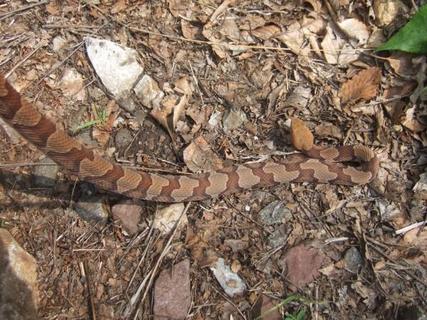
[0,74,379,202]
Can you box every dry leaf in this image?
[181,20,200,40]
[385,53,418,76]
[183,136,223,172]
[315,123,342,139]
[402,227,427,250]
[251,24,281,40]
[92,100,119,147]
[321,24,360,64]
[150,97,175,133]
[401,106,427,132]
[373,0,408,26]
[339,67,381,104]
[291,118,314,151]
[337,18,369,44]
[153,203,187,234]
[46,2,60,15]
[59,68,85,101]
[174,76,193,96]
[304,0,322,12]
[111,0,127,14]
[277,21,305,55]
[172,95,189,128]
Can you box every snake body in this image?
[0,74,379,202]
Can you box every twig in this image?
[212,285,247,320]
[82,260,97,320]
[0,0,49,22]
[5,42,45,78]
[366,241,427,288]
[125,225,156,292]
[36,41,84,85]
[0,162,59,168]
[395,221,426,235]
[324,237,349,244]
[125,202,192,319]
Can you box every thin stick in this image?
[131,202,192,320]
[5,42,45,78]
[395,221,426,235]
[83,260,97,320]
[0,0,49,21]
[0,162,59,168]
[36,41,84,85]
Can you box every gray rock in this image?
[33,158,59,188]
[134,75,164,109]
[222,108,247,132]
[0,228,39,320]
[268,225,288,248]
[115,128,133,147]
[74,196,109,224]
[259,200,292,226]
[344,247,363,272]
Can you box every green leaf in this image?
[376,4,427,54]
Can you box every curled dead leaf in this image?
[251,24,281,40]
[181,20,200,40]
[150,97,175,133]
[183,136,223,172]
[339,67,381,104]
[174,76,193,96]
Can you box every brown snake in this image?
[0,74,379,202]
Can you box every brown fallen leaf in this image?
[402,227,427,250]
[339,67,382,104]
[183,136,224,172]
[291,118,314,151]
[251,24,281,40]
[92,100,119,147]
[111,0,127,14]
[251,295,282,320]
[181,20,200,40]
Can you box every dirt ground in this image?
[0,1,426,319]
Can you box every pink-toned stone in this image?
[153,260,191,319]
[281,242,326,290]
[0,228,39,319]
[112,200,143,235]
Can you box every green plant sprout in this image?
[72,105,107,134]
[256,294,315,320]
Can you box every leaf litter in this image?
[0,1,426,319]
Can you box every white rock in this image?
[210,258,246,297]
[85,37,144,111]
[413,172,427,200]
[59,68,86,101]
[134,75,164,109]
[52,35,67,52]
[153,203,188,234]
